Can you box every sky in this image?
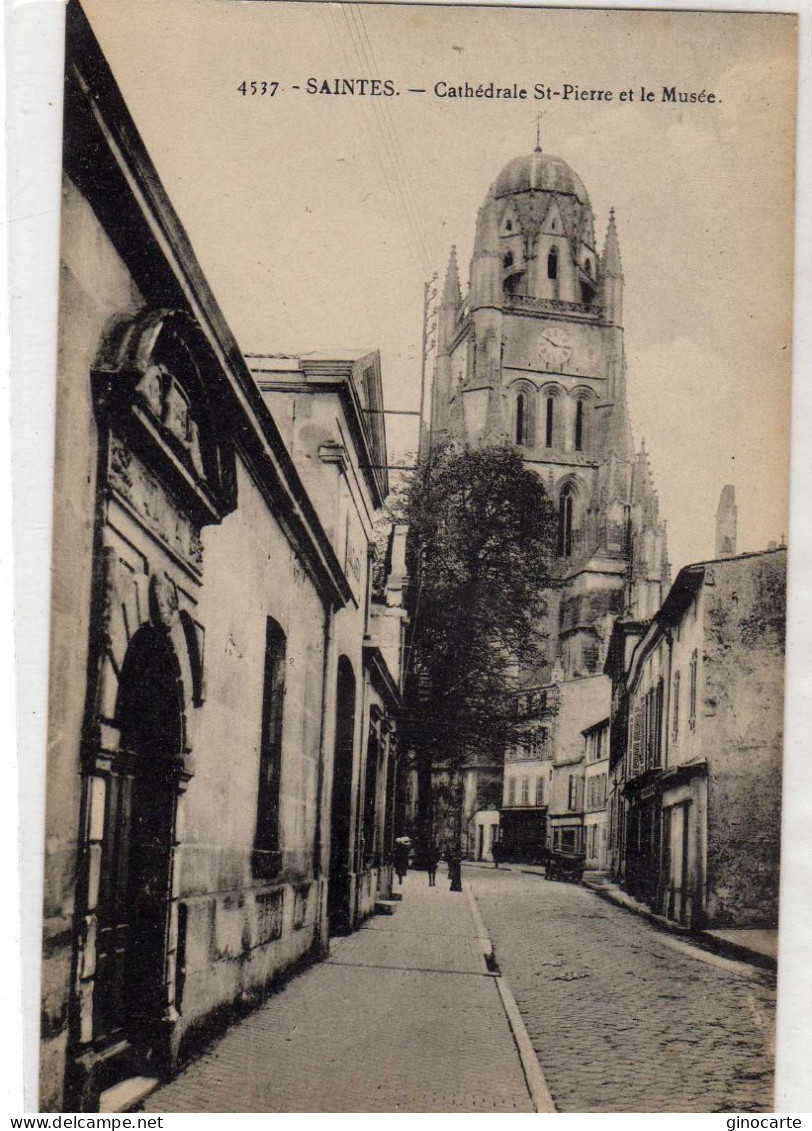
[78,0,798,577]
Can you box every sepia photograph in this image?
[32,0,800,1114]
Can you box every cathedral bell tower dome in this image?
[492,150,590,203]
[476,145,598,311]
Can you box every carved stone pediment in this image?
[93,308,238,526]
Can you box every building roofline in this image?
[64,0,353,610]
[362,641,401,712]
[582,717,610,736]
[684,546,787,570]
[248,353,390,505]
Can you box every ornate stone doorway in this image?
[93,625,183,1067]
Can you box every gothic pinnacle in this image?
[602,206,623,278]
[443,245,462,307]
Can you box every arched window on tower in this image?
[575,400,584,451]
[545,396,555,448]
[514,388,535,447]
[503,250,514,270]
[547,246,558,280]
[558,484,575,558]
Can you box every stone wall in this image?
[701,552,786,927]
[170,457,329,1045]
[42,173,344,1108]
[40,177,146,1112]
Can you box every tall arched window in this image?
[363,724,381,867]
[514,387,535,447]
[515,393,525,444]
[575,400,584,451]
[545,396,555,448]
[329,657,356,930]
[558,484,575,557]
[547,246,558,280]
[254,617,287,873]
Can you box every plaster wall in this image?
[503,758,552,808]
[667,591,705,769]
[473,811,500,862]
[263,387,376,601]
[548,675,611,821]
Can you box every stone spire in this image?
[602,207,623,277]
[626,440,670,619]
[600,207,624,326]
[442,245,462,310]
[715,485,737,558]
[632,439,658,517]
[432,246,465,437]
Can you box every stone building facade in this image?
[499,684,555,862]
[429,145,669,853]
[546,675,611,856]
[41,3,404,1112]
[245,351,406,926]
[605,549,786,929]
[583,717,610,870]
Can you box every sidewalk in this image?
[142,871,536,1113]
[509,865,777,971]
[579,875,778,972]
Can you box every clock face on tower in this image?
[538,328,572,373]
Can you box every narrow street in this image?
[468,865,776,1113]
[142,870,533,1113]
[139,865,776,1113]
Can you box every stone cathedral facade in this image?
[429,145,671,856]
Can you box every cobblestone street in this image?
[467,865,776,1113]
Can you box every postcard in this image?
[21,0,805,1114]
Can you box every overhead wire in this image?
[338,4,433,276]
[348,4,433,272]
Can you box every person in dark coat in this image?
[426,843,440,886]
[393,838,409,884]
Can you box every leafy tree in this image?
[399,440,559,855]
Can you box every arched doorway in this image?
[362,724,381,868]
[328,657,356,934]
[92,624,183,1066]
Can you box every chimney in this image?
[715,485,737,558]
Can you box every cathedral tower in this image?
[430,143,670,677]
[715,485,738,558]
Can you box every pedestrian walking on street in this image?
[492,839,503,869]
[426,842,440,886]
[393,837,410,884]
[448,849,463,892]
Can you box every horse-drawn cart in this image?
[544,847,586,883]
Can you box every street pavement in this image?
[467,865,776,1113]
[142,869,533,1113]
